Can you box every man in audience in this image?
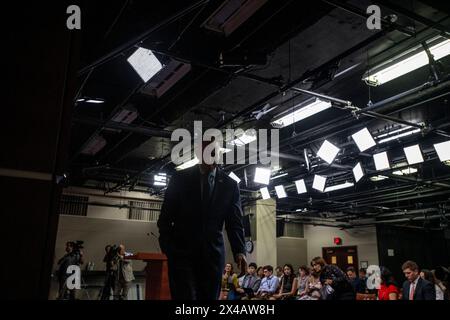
[347,266,366,294]
[236,262,261,300]
[253,265,279,299]
[401,260,435,300]
[275,266,283,282]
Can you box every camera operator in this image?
[56,241,84,300]
[111,244,135,300]
[100,244,117,300]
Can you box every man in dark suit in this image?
[401,260,435,300]
[157,140,247,300]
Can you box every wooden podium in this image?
[127,252,171,300]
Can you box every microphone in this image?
[149,232,161,253]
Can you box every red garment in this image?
[378,284,399,300]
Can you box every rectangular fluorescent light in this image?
[111,107,138,124]
[324,182,354,192]
[81,135,107,155]
[434,141,450,162]
[377,128,421,144]
[312,175,327,192]
[270,173,288,180]
[228,172,241,184]
[363,39,450,86]
[85,99,105,104]
[373,151,390,171]
[254,167,271,185]
[127,47,163,82]
[393,167,418,176]
[404,144,424,165]
[76,98,85,102]
[295,179,307,194]
[370,175,389,181]
[201,0,268,37]
[275,185,287,199]
[271,99,332,128]
[230,131,257,146]
[317,140,340,164]
[260,187,271,200]
[154,173,167,186]
[353,162,364,183]
[377,126,412,138]
[352,128,376,152]
[175,158,199,171]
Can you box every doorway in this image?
[322,246,358,271]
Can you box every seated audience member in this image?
[434,266,449,300]
[220,263,239,300]
[421,269,444,300]
[294,266,310,298]
[347,266,366,294]
[378,267,399,300]
[402,260,435,300]
[272,264,296,300]
[253,265,279,300]
[235,262,261,300]
[275,266,283,282]
[298,287,322,300]
[311,257,355,300]
[256,266,264,279]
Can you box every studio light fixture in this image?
[230,131,257,146]
[324,182,354,193]
[392,167,418,176]
[260,187,271,200]
[127,47,163,82]
[228,172,241,184]
[370,175,389,182]
[376,127,421,144]
[175,158,199,171]
[434,141,450,162]
[363,38,450,86]
[373,151,390,171]
[254,167,271,185]
[271,99,332,128]
[154,173,167,187]
[352,128,376,152]
[403,144,424,165]
[295,179,307,194]
[270,173,288,180]
[85,99,105,104]
[312,175,327,192]
[275,185,287,199]
[353,162,364,183]
[317,140,340,164]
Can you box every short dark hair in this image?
[402,260,419,271]
[347,266,356,273]
[359,268,366,274]
[249,262,257,269]
[263,265,273,272]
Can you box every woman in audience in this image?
[256,266,264,279]
[421,269,443,300]
[294,265,309,298]
[378,267,399,300]
[271,264,296,300]
[434,266,449,300]
[220,263,239,300]
[310,257,355,300]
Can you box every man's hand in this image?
[235,253,247,277]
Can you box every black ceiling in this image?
[67,0,450,228]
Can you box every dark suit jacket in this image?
[157,166,246,272]
[402,277,436,300]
